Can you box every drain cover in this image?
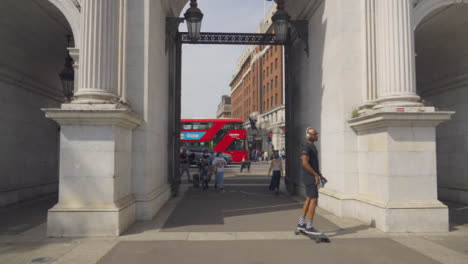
[31,257,53,263]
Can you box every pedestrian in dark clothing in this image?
[200,150,212,190]
[180,148,191,182]
[268,154,283,195]
[297,128,328,235]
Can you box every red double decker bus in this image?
[180,119,248,163]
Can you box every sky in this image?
[180,0,275,118]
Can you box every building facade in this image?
[216,95,231,118]
[0,0,467,236]
[230,7,286,152]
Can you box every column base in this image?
[344,107,454,232]
[47,196,136,237]
[374,95,422,108]
[135,184,171,220]
[319,189,449,232]
[43,104,142,237]
[72,89,120,104]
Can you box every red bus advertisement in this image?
[180,119,248,162]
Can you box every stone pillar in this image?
[73,0,120,103]
[42,0,143,236]
[334,0,456,232]
[361,0,377,109]
[374,0,421,107]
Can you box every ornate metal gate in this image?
[166,20,297,196]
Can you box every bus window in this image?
[232,122,244,129]
[181,124,192,130]
[226,139,247,151]
[191,122,213,130]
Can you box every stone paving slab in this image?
[424,236,468,256]
[1,167,467,264]
[160,183,340,232]
[96,240,441,264]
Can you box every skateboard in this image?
[294,227,330,243]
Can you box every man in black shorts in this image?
[297,127,327,235]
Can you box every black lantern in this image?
[272,0,290,43]
[58,35,74,101]
[184,0,203,41]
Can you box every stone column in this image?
[73,0,120,103]
[42,0,143,237]
[374,0,421,107]
[361,0,377,109]
[338,0,455,233]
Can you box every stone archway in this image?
[413,0,468,29]
[0,0,76,208]
[415,3,468,205]
[48,0,81,47]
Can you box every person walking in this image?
[268,154,283,195]
[263,151,269,163]
[279,148,285,161]
[200,150,212,190]
[212,152,227,191]
[297,127,328,235]
[180,148,191,182]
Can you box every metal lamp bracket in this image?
[290,20,309,57]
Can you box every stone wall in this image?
[415,5,468,204]
[0,0,70,206]
[289,0,361,197]
[127,0,171,220]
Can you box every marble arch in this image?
[47,0,81,47]
[6,0,457,236]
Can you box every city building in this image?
[215,95,231,118]
[0,0,466,236]
[230,6,285,153]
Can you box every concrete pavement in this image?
[0,163,467,264]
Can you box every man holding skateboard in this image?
[297,127,327,235]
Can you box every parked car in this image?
[184,146,232,165]
[221,153,233,164]
[184,147,213,165]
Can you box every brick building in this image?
[230,7,285,152]
[216,95,231,118]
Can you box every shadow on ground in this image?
[0,195,57,235]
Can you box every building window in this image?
[270,80,273,91]
[270,63,273,74]
[275,58,278,69]
[263,70,265,79]
[271,96,273,107]
[275,76,278,88]
[275,93,278,105]
[266,83,269,93]
[266,67,269,76]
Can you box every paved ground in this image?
[1,163,467,264]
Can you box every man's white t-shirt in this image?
[212,157,227,172]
